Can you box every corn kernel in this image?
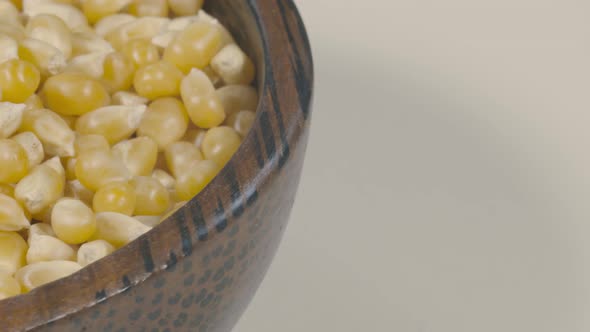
[0,184,14,198]
[31,204,53,223]
[71,31,114,56]
[0,1,20,24]
[25,14,72,59]
[197,10,235,47]
[202,65,222,87]
[133,60,184,100]
[121,38,159,69]
[81,0,132,24]
[11,132,44,169]
[64,52,108,79]
[0,102,25,138]
[26,234,75,263]
[128,0,168,17]
[18,38,67,79]
[16,260,81,292]
[112,137,158,176]
[92,181,135,215]
[94,212,150,247]
[216,84,258,117]
[23,109,75,157]
[74,149,131,191]
[111,91,148,106]
[42,156,65,180]
[0,22,25,41]
[101,51,135,93]
[23,2,88,32]
[0,139,28,184]
[227,110,255,137]
[167,0,202,16]
[0,272,21,300]
[164,141,202,178]
[134,215,161,228]
[201,126,241,167]
[28,223,55,244]
[175,159,218,201]
[15,164,64,214]
[74,134,109,156]
[105,17,169,50]
[183,127,206,148]
[51,198,96,244]
[181,68,225,128]
[41,72,110,116]
[138,97,189,150]
[64,179,94,206]
[77,239,114,266]
[0,231,27,274]
[151,169,175,192]
[211,44,255,85]
[93,13,135,37]
[23,94,43,112]
[131,176,170,216]
[75,105,146,144]
[0,59,40,103]
[163,20,222,73]
[0,34,19,64]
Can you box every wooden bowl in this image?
[0,1,313,331]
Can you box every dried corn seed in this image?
[81,0,132,24]
[41,72,110,116]
[137,97,189,150]
[24,109,75,157]
[30,203,52,223]
[16,260,81,291]
[121,38,159,69]
[25,14,72,59]
[71,31,113,56]
[111,91,148,106]
[11,132,44,169]
[0,272,21,299]
[26,234,75,263]
[181,68,225,128]
[18,38,67,78]
[74,134,109,156]
[0,102,25,138]
[64,52,108,79]
[164,141,202,178]
[74,149,130,191]
[76,239,114,266]
[163,20,222,73]
[201,126,241,167]
[0,231,27,274]
[0,1,20,24]
[0,139,28,184]
[92,181,135,215]
[0,59,40,103]
[182,127,206,148]
[128,0,168,17]
[42,156,65,179]
[151,169,175,192]
[64,179,93,206]
[197,10,235,47]
[175,159,218,201]
[134,215,160,228]
[23,2,88,32]
[131,176,170,216]
[133,60,184,100]
[75,105,146,144]
[15,164,64,214]
[28,223,55,244]
[226,110,255,137]
[112,137,158,176]
[93,13,135,37]
[51,198,96,244]
[94,212,150,247]
[211,44,255,85]
[0,22,25,41]
[216,84,258,117]
[101,51,135,93]
[167,0,202,16]
[22,94,43,112]
[105,16,169,50]
[0,34,18,64]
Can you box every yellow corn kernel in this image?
[216,84,258,117]
[111,91,148,106]
[81,0,132,24]
[0,102,25,138]
[12,132,44,170]
[64,158,76,180]
[64,180,94,206]
[0,139,28,184]
[121,38,159,69]
[134,215,161,228]
[167,0,202,16]
[94,13,135,37]
[133,60,184,100]
[18,38,67,79]
[25,14,72,59]
[28,223,56,244]
[0,231,27,274]
[0,22,25,41]
[151,169,175,193]
[71,31,114,56]
[181,68,225,128]
[175,159,218,201]
[101,51,135,93]
[112,137,158,176]
[0,272,21,300]
[227,110,255,137]
[63,52,109,79]
[23,2,88,32]
[51,198,96,244]
[75,150,131,191]
[16,260,82,292]
[0,59,40,103]
[128,0,168,17]
[164,141,202,178]
[15,164,65,214]
[77,239,114,266]
[75,105,146,144]
[183,127,206,149]
[0,185,14,198]
[22,109,75,157]
[211,44,255,85]
[0,1,19,24]
[197,10,235,47]
[105,17,169,50]
[43,156,66,180]
[201,126,241,167]
[26,234,75,264]
[23,94,43,112]
[74,134,110,156]
[92,181,135,215]
[159,200,187,221]
[0,34,19,64]
[94,212,150,247]
[131,176,170,216]
[164,21,222,73]
[138,98,189,150]
[41,72,110,116]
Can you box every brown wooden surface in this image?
[0,1,313,331]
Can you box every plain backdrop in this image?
[236,0,590,331]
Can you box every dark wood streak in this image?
[226,166,245,218]
[189,201,208,241]
[177,218,193,256]
[139,237,154,273]
[214,198,228,232]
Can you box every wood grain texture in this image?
[0,1,313,331]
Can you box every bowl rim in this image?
[0,0,314,330]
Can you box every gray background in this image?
[236,0,590,331]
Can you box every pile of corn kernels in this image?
[0,0,258,299]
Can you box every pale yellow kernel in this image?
[74,150,131,192]
[75,105,146,144]
[164,141,203,178]
[183,127,206,149]
[105,16,169,50]
[28,223,56,244]
[74,134,110,156]
[128,0,168,17]
[101,51,135,93]
[26,234,75,264]
[19,38,66,79]
[94,212,150,248]
[131,176,170,216]
[201,126,241,167]
[51,198,96,244]
[92,181,136,215]
[23,2,88,32]
[16,260,82,292]
[0,59,40,103]
[216,84,258,117]
[25,14,72,59]
[77,239,114,266]
[0,102,25,139]
[0,231,27,274]
[71,31,114,56]
[137,97,189,150]
[41,72,110,116]
[94,13,135,37]
[11,132,44,170]
[111,91,148,106]
[133,60,184,100]
[64,180,94,206]
[163,20,222,73]
[112,137,158,176]
[175,160,219,201]
[81,0,133,24]
[167,0,202,16]
[226,110,256,137]
[22,109,75,157]
[0,139,28,184]
[14,164,65,214]
[181,68,225,128]
[210,44,255,85]
[151,169,175,192]
[0,22,25,41]
[0,1,19,25]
